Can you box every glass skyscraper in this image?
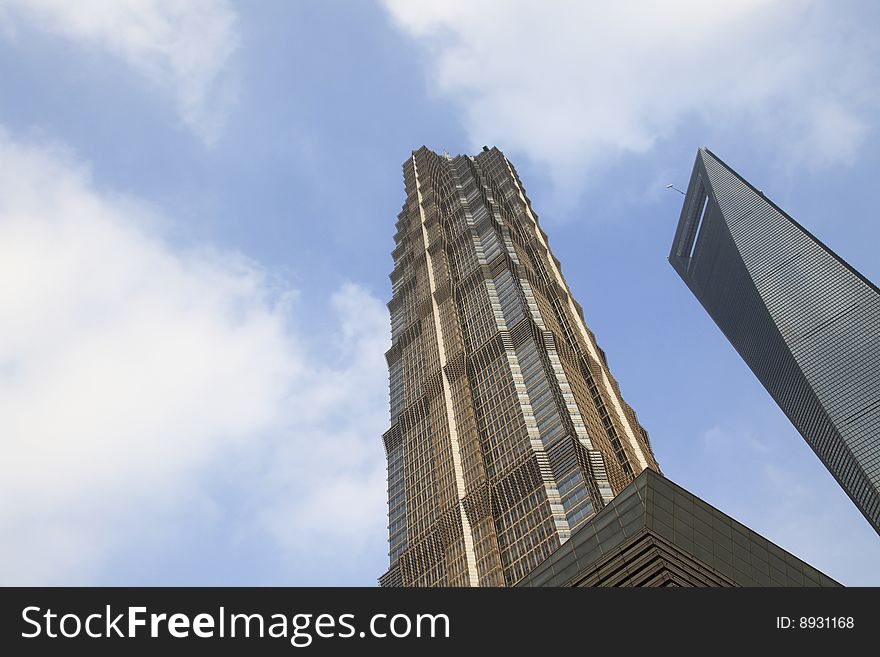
[380,146,659,587]
[669,147,880,535]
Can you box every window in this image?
[674,176,711,267]
[689,191,710,262]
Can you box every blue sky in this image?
[0,0,878,586]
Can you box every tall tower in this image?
[669,147,880,535]
[381,147,659,587]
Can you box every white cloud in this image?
[0,0,240,143]
[253,282,391,561]
[384,0,879,190]
[0,130,389,584]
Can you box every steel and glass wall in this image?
[381,147,659,587]
[670,147,880,535]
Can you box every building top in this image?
[671,147,879,297]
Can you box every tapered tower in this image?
[670,147,880,535]
[381,147,659,586]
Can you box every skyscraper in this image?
[380,146,659,587]
[669,147,880,535]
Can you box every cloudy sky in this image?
[1,0,878,586]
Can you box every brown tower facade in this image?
[380,147,659,587]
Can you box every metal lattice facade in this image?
[380,147,660,587]
[670,148,880,535]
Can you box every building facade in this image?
[380,146,659,587]
[669,148,880,535]
[518,469,839,587]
